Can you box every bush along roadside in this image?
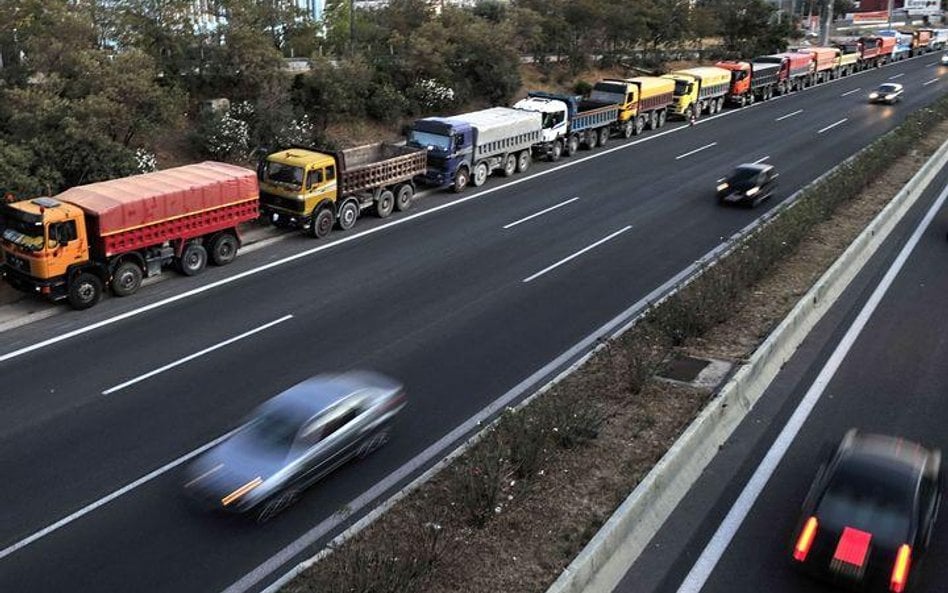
[282,94,948,593]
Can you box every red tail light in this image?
[890,544,912,592]
[793,516,819,562]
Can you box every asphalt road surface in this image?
[0,54,945,593]
[613,149,948,592]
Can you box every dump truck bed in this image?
[335,143,428,197]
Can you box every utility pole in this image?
[821,0,834,45]
[887,0,894,30]
[349,0,355,54]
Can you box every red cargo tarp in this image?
[56,161,257,235]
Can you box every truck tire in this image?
[209,233,238,266]
[566,135,579,156]
[178,243,207,276]
[658,110,667,128]
[633,115,645,135]
[472,162,489,187]
[501,154,517,177]
[648,111,658,130]
[549,141,563,162]
[111,261,143,296]
[376,190,394,218]
[337,200,359,231]
[622,120,634,139]
[68,272,103,310]
[517,150,531,173]
[453,168,470,193]
[596,127,609,147]
[311,208,334,238]
[395,184,414,212]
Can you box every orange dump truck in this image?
[0,162,259,309]
[794,47,841,83]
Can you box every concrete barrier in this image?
[545,137,948,593]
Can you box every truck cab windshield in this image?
[1,215,44,252]
[408,131,452,152]
[542,111,565,129]
[265,162,305,191]
[673,80,692,95]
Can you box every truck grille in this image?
[3,251,29,274]
[260,191,305,214]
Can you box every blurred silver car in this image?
[184,371,406,521]
[869,83,903,105]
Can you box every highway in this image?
[612,146,948,591]
[0,55,944,592]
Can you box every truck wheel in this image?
[658,110,667,128]
[622,120,634,139]
[634,115,645,135]
[337,201,359,231]
[501,154,517,177]
[395,184,414,212]
[648,111,658,129]
[376,190,394,218]
[549,141,563,162]
[472,162,489,187]
[178,243,207,276]
[209,233,238,266]
[68,273,103,310]
[596,128,609,147]
[566,135,579,156]
[717,97,725,112]
[111,261,143,296]
[453,168,469,193]
[311,208,334,238]
[517,150,531,173]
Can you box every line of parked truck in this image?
[2,31,945,309]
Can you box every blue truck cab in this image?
[407,117,473,192]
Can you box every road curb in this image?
[544,138,948,593]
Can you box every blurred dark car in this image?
[184,371,406,522]
[791,430,942,592]
[869,83,904,105]
[716,163,778,207]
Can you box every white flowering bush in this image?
[229,100,256,123]
[134,148,157,173]
[200,113,250,160]
[274,114,317,147]
[412,78,456,110]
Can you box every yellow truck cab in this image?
[258,148,338,230]
[663,67,732,119]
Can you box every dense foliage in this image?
[0,0,794,196]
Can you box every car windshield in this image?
[728,167,762,189]
[1,211,44,252]
[242,409,300,457]
[877,84,899,93]
[265,162,304,191]
[817,457,914,545]
[408,130,452,152]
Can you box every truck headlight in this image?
[745,186,760,197]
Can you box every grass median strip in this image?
[276,96,948,593]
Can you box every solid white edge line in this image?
[889,73,905,79]
[775,109,804,120]
[0,428,238,562]
[675,181,948,593]
[818,118,848,134]
[675,142,718,161]
[840,88,861,97]
[0,53,928,365]
[102,315,293,395]
[522,226,632,283]
[752,156,770,165]
[924,78,940,86]
[503,197,580,229]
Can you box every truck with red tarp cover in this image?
[753,52,814,93]
[0,161,259,309]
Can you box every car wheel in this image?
[357,427,391,459]
[255,487,301,523]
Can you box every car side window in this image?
[321,406,360,439]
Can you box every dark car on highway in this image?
[791,430,942,592]
[716,163,778,207]
[184,371,406,522]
